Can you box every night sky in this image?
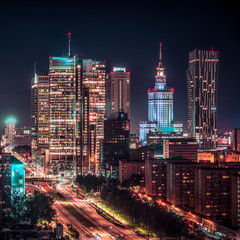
[0,1,239,134]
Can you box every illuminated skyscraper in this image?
[187,48,219,149]
[5,118,16,146]
[82,59,106,174]
[31,72,38,150]
[109,67,130,119]
[49,56,79,174]
[37,75,49,149]
[148,43,174,128]
[139,44,175,144]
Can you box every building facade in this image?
[187,48,219,149]
[82,59,106,174]
[110,67,130,119]
[232,129,240,152]
[103,112,130,178]
[37,75,49,149]
[139,44,175,143]
[163,138,198,162]
[5,118,16,147]
[49,56,79,174]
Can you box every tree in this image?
[26,191,56,225]
[67,223,79,240]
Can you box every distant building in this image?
[232,129,240,152]
[163,138,198,162]
[130,146,154,161]
[109,67,130,120]
[14,127,31,146]
[129,133,141,149]
[103,112,130,178]
[187,49,219,149]
[5,118,16,146]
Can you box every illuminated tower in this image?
[49,56,79,174]
[31,72,38,150]
[82,59,106,174]
[148,43,174,129]
[5,118,16,146]
[37,75,49,149]
[110,67,130,120]
[187,48,219,149]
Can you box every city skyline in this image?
[0,1,239,133]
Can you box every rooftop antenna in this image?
[34,62,36,75]
[68,33,71,57]
[158,43,163,68]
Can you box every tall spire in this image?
[158,43,163,68]
[68,32,71,57]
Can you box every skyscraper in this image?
[103,112,130,178]
[148,43,174,128]
[37,75,49,149]
[109,67,130,119]
[187,48,219,149]
[49,56,79,174]
[82,59,106,174]
[139,44,175,144]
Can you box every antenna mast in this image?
[68,33,71,57]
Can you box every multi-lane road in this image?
[26,178,145,240]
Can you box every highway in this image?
[56,181,144,240]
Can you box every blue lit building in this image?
[139,44,177,144]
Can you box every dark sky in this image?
[0,0,239,134]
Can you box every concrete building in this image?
[145,158,167,199]
[163,138,198,162]
[187,48,219,149]
[195,167,238,221]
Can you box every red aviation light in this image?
[171,88,175,92]
[147,89,150,93]
[68,32,71,36]
[194,49,197,51]
[153,88,157,92]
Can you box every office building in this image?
[163,138,198,162]
[49,56,79,174]
[187,48,219,149]
[5,118,16,147]
[37,75,49,149]
[109,67,130,119]
[82,59,106,174]
[103,112,130,178]
[31,72,38,151]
